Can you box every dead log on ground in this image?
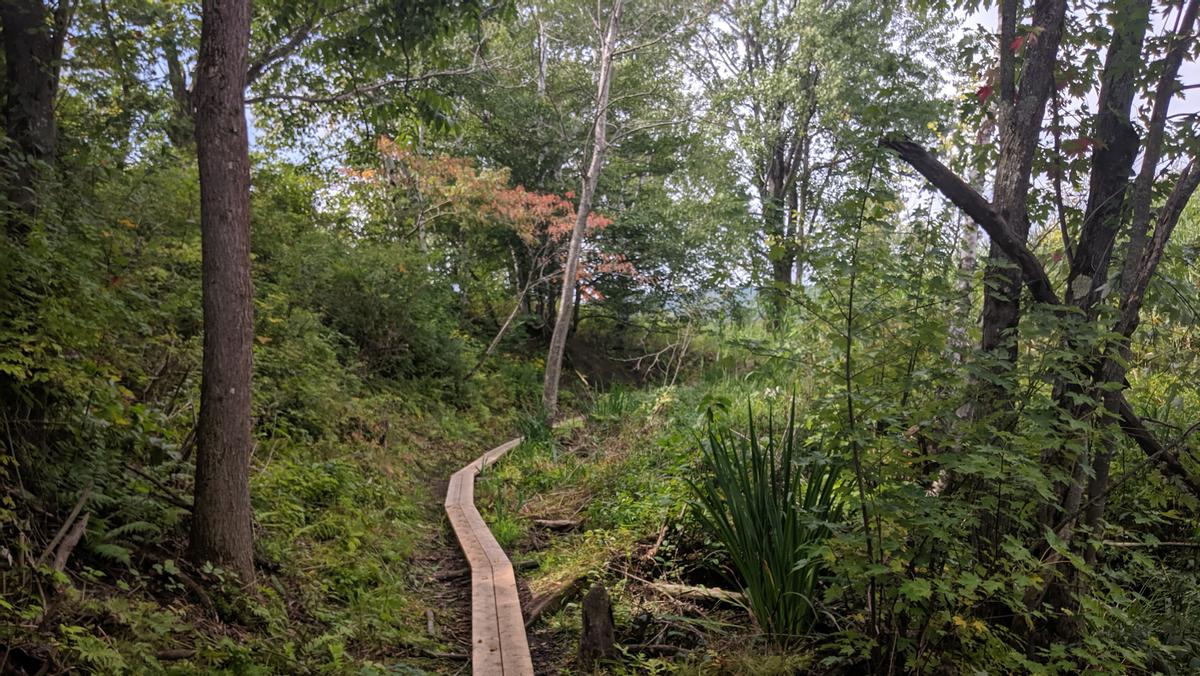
[51,512,89,572]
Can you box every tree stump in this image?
[578,583,617,669]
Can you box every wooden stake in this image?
[578,583,617,669]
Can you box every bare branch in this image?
[1114,158,1200,339]
[245,20,314,87]
[880,137,1060,307]
[609,118,689,144]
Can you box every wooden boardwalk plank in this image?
[445,436,535,676]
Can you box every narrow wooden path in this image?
[444,437,535,676]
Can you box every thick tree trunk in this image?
[976,0,1068,401]
[542,0,622,418]
[1027,3,1150,641]
[1,0,69,234]
[1037,0,1149,530]
[188,0,256,584]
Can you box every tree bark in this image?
[762,145,791,325]
[976,0,1068,389]
[1,0,71,235]
[880,138,1200,500]
[1120,0,1199,284]
[1037,0,1149,524]
[188,0,256,585]
[1031,3,1150,640]
[578,583,617,669]
[542,0,622,418]
[884,0,1200,649]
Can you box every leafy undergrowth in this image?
[475,380,824,675]
[0,151,561,674]
[1,367,539,675]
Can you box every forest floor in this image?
[2,350,794,674]
[455,389,795,675]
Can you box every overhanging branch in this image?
[882,134,1200,500]
[880,136,1060,306]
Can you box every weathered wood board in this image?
[445,437,535,676]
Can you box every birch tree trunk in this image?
[541,0,622,418]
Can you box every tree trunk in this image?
[162,34,196,150]
[786,176,802,288]
[1031,2,1185,643]
[761,147,791,327]
[976,0,1068,405]
[1,0,70,235]
[1036,0,1149,532]
[188,0,255,585]
[885,0,1200,647]
[542,0,622,418]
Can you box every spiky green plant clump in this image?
[690,404,842,645]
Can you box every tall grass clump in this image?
[590,385,638,424]
[690,403,842,644]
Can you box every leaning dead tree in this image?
[542,0,623,418]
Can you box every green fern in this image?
[90,542,133,566]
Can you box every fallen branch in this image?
[648,582,745,606]
[643,504,685,561]
[531,518,581,531]
[418,648,467,661]
[643,522,669,562]
[37,484,92,567]
[51,512,89,573]
[524,574,588,628]
[174,568,217,617]
[623,643,685,656]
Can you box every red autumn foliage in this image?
[341,137,635,300]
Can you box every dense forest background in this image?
[1,0,1199,673]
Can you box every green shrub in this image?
[689,403,843,644]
